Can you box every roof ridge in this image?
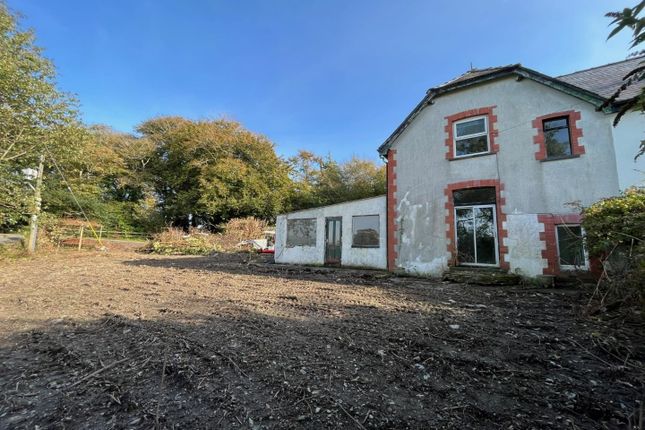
[434,64,520,90]
[556,55,645,78]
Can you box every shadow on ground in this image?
[1,275,643,429]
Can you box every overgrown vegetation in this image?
[582,188,645,313]
[148,217,269,255]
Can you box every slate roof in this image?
[556,56,644,102]
[436,65,517,88]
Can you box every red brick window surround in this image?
[444,106,499,160]
[532,111,584,161]
[386,149,398,271]
[537,213,585,275]
[443,179,509,270]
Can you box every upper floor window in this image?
[532,111,584,161]
[543,117,572,158]
[453,116,489,157]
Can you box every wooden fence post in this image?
[78,226,84,251]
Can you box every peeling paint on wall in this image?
[389,77,620,278]
[400,257,448,277]
[504,214,547,277]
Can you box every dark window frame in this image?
[351,214,380,248]
[555,224,588,270]
[452,187,497,206]
[542,116,573,159]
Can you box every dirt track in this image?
[0,251,643,429]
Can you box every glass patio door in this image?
[455,204,498,266]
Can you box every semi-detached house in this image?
[275,57,644,279]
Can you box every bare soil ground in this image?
[0,251,643,429]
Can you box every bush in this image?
[216,217,269,250]
[582,188,644,313]
[582,188,645,257]
[149,228,221,255]
[148,217,269,255]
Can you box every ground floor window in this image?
[453,187,498,266]
[352,215,380,247]
[455,205,498,265]
[556,225,587,269]
[286,218,316,247]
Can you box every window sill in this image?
[449,151,495,161]
[559,266,589,272]
[540,154,580,163]
[351,245,380,249]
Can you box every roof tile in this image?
[556,56,644,101]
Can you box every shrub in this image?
[582,188,644,313]
[582,188,645,258]
[149,228,221,255]
[217,217,269,250]
[148,217,270,255]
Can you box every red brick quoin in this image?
[538,213,583,276]
[444,106,499,160]
[443,180,509,270]
[386,149,398,271]
[532,111,584,161]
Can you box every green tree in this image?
[139,117,291,228]
[42,125,161,232]
[286,150,385,211]
[0,3,84,230]
[604,1,645,158]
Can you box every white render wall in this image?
[390,77,621,277]
[611,111,645,190]
[504,213,547,277]
[274,196,387,269]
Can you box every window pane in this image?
[455,135,489,156]
[453,187,496,206]
[475,207,496,264]
[544,118,568,130]
[557,225,585,267]
[352,215,379,247]
[456,208,475,263]
[545,127,572,158]
[456,118,486,137]
[287,218,317,247]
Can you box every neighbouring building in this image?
[275,57,644,278]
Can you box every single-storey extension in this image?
[275,196,386,269]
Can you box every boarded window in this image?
[352,215,380,247]
[286,218,317,247]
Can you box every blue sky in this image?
[8,0,633,162]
